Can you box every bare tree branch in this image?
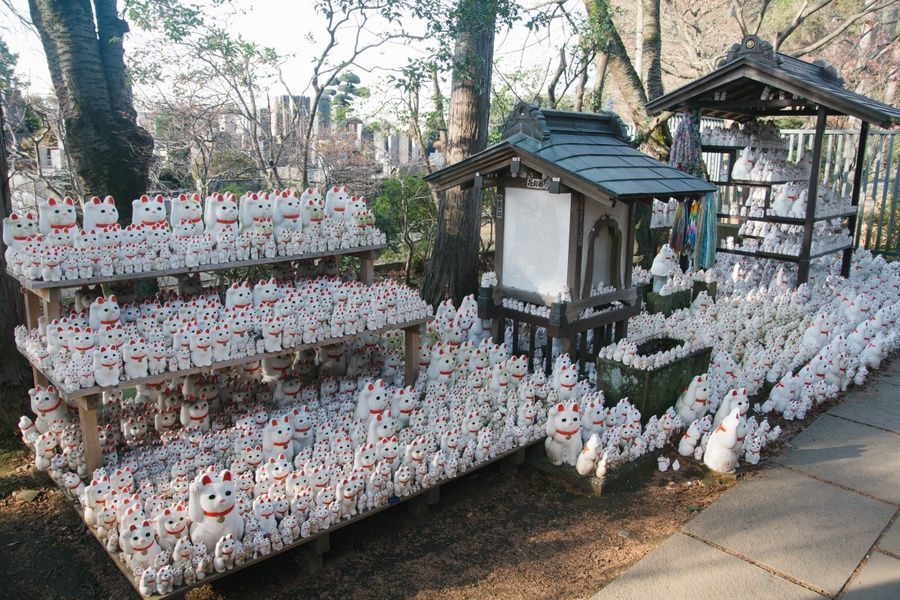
[791,0,895,57]
[547,46,567,107]
[752,0,771,35]
[730,0,749,35]
[775,0,834,50]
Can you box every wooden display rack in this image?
[707,152,857,267]
[6,235,555,599]
[7,242,422,476]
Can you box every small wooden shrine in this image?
[425,103,715,372]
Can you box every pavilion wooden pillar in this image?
[797,106,828,285]
[842,121,869,277]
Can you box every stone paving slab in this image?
[878,517,900,557]
[864,364,900,388]
[682,467,894,597]
[591,533,821,600]
[841,552,900,600]
[828,380,900,434]
[776,414,900,504]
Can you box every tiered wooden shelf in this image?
[717,243,853,263]
[715,211,857,225]
[20,317,432,402]
[6,237,470,598]
[6,242,409,476]
[705,143,858,279]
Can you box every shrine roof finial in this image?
[717,35,779,68]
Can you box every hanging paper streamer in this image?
[670,200,686,254]
[686,199,699,253]
[669,110,705,179]
[693,191,718,269]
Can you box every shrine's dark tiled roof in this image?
[424,103,715,200]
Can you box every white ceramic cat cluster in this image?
[556,394,683,479]
[14,277,430,390]
[2,186,386,282]
[631,266,653,286]
[701,121,785,149]
[731,147,810,183]
[616,249,900,472]
[28,298,553,597]
[500,297,551,319]
[768,183,853,219]
[724,221,850,256]
[650,199,678,228]
[670,377,779,472]
[597,335,704,371]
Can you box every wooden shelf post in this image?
[78,394,103,475]
[403,325,421,385]
[22,289,48,386]
[358,254,375,285]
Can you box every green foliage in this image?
[370,175,436,266]
[773,117,807,130]
[22,104,43,134]
[206,148,257,180]
[326,71,368,124]
[0,37,20,89]
[390,0,520,99]
[487,67,544,144]
[126,0,281,91]
[156,165,191,190]
[125,0,207,43]
[217,181,256,197]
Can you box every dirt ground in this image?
[0,442,737,600]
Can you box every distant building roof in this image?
[424,103,715,200]
[647,35,900,127]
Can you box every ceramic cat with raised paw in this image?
[544,402,582,466]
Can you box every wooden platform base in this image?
[68,438,544,599]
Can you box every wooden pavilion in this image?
[647,35,900,284]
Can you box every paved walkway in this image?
[594,361,900,600]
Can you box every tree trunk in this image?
[0,94,31,435]
[590,48,609,112]
[431,66,448,149]
[642,0,663,101]
[634,1,643,78]
[421,0,497,307]
[301,85,327,188]
[586,0,670,159]
[29,0,153,224]
[574,44,589,112]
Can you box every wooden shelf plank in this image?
[19,316,431,401]
[717,243,851,262]
[4,244,387,292]
[716,211,857,225]
[701,143,787,153]
[717,247,800,262]
[723,178,808,187]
